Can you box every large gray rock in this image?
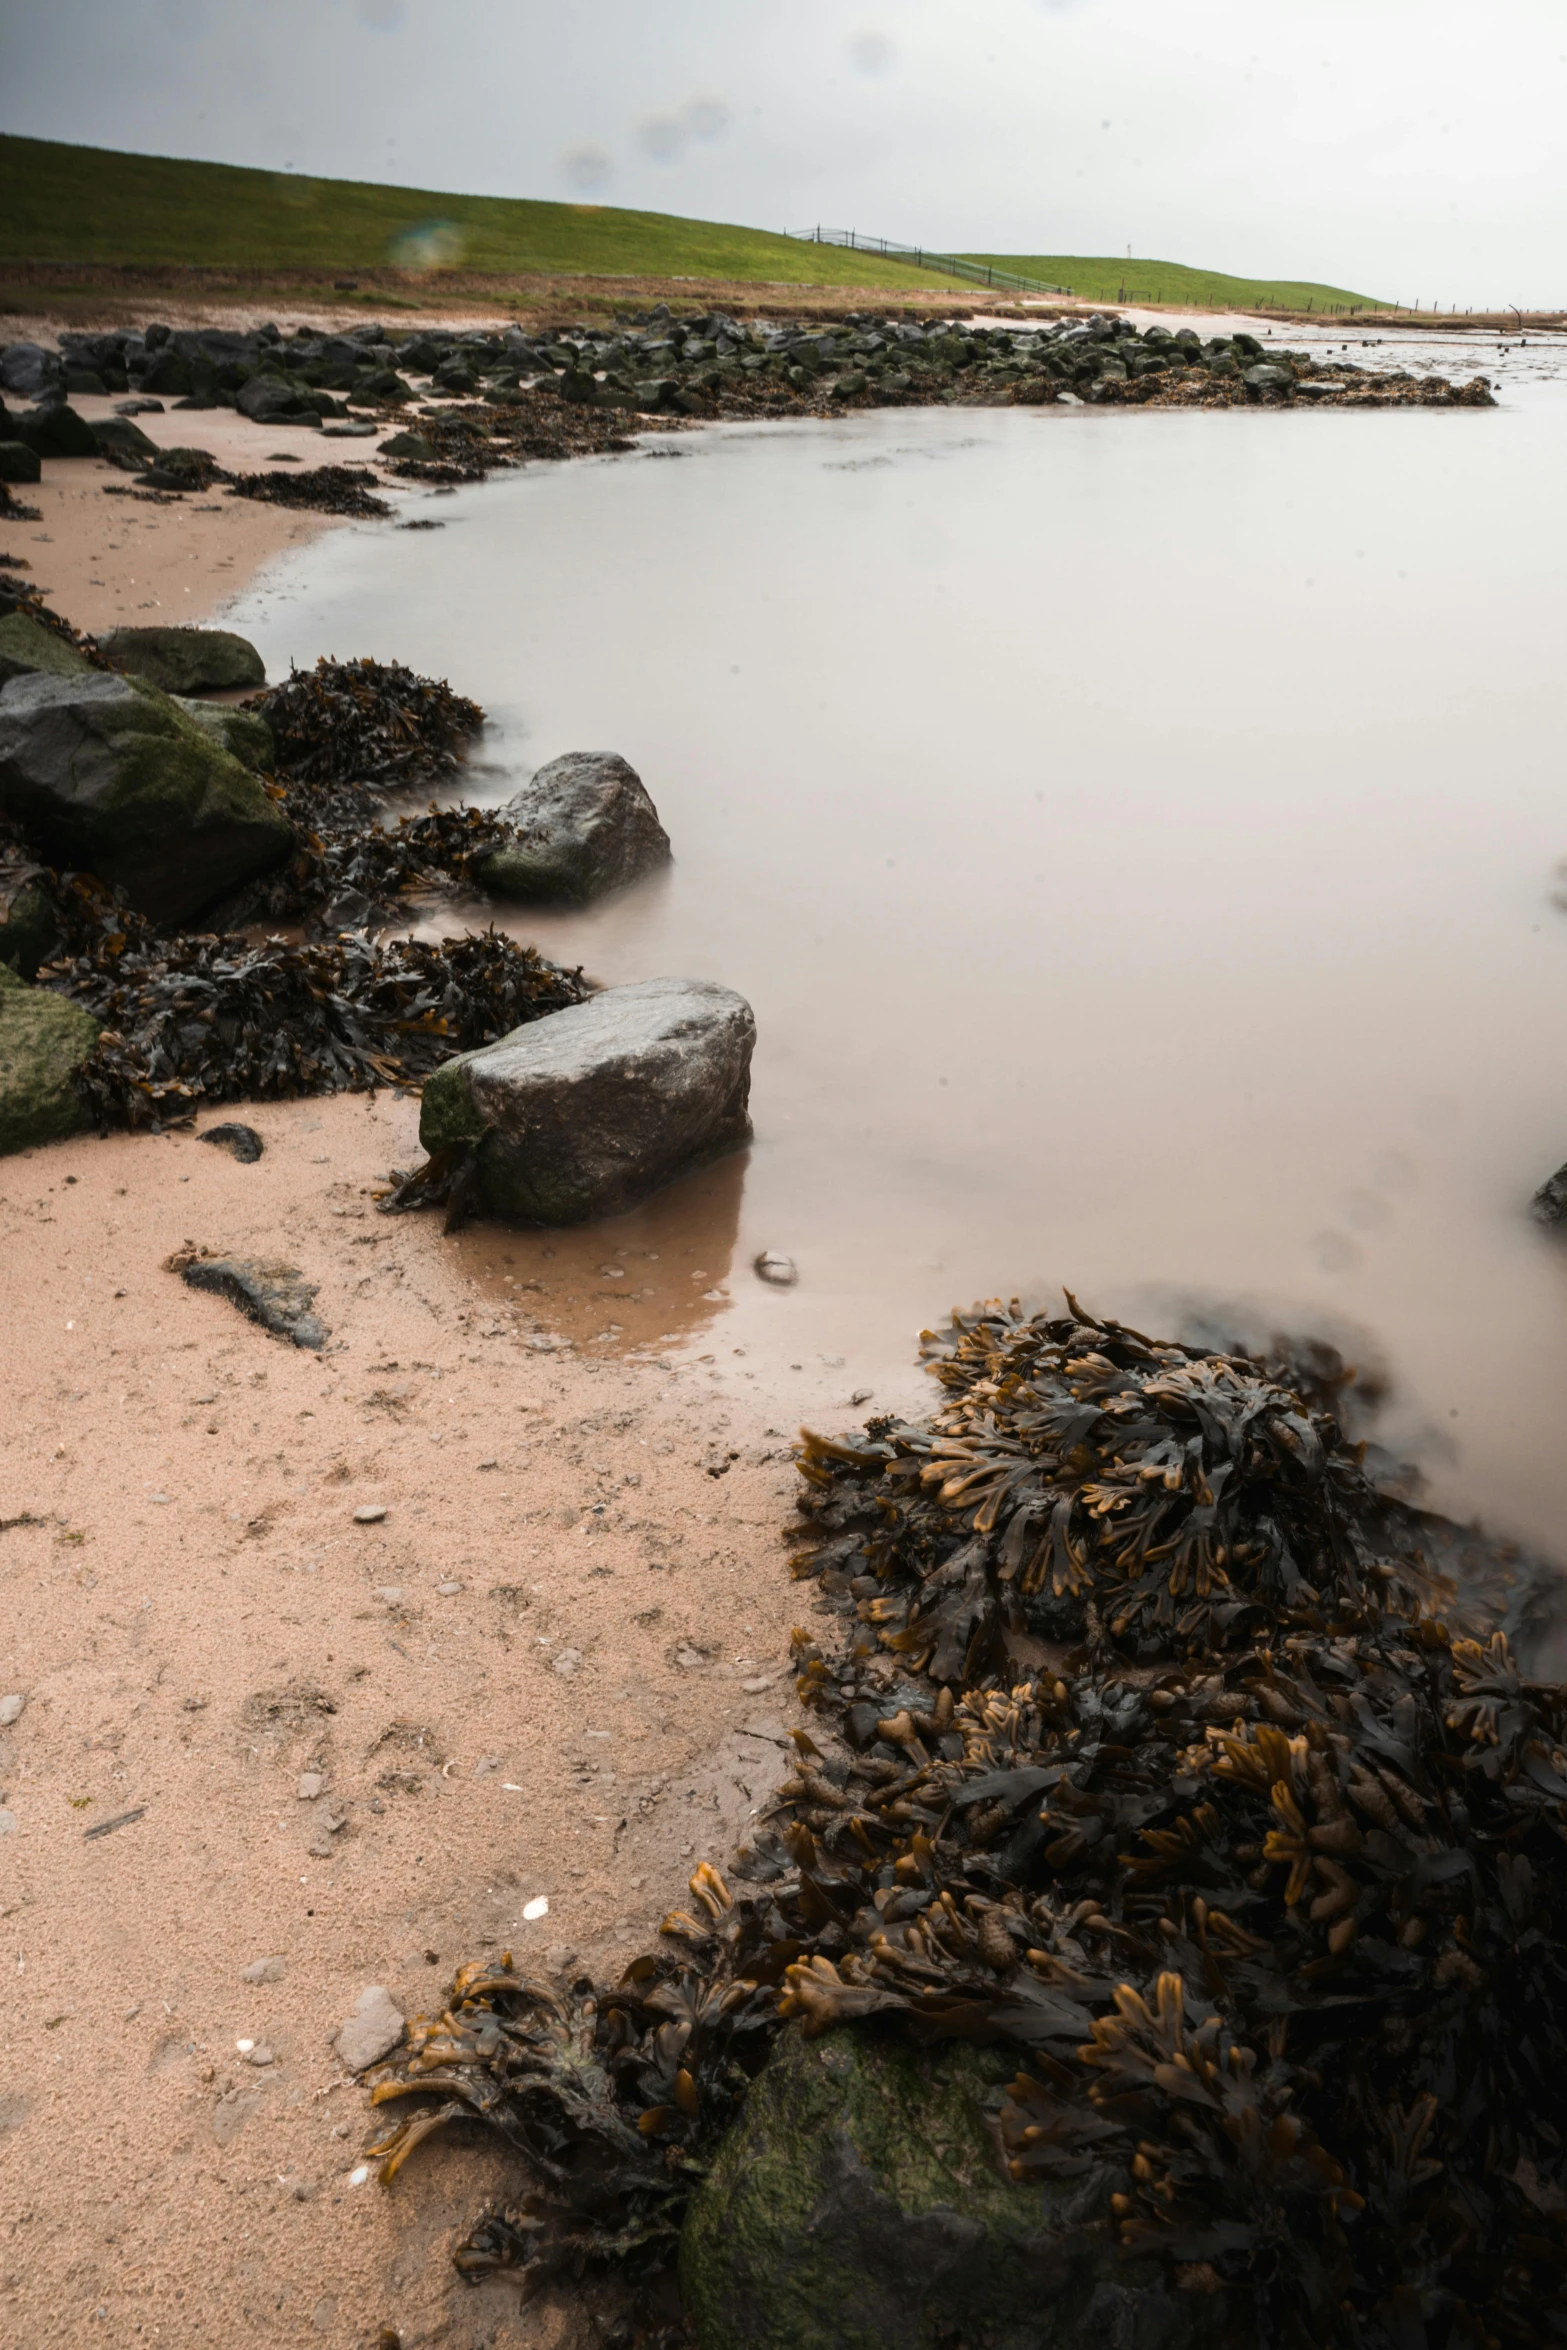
[0,962,99,1155]
[477,751,671,905]
[0,671,291,925]
[681,2026,1202,2350]
[100,626,265,694]
[419,976,754,1223]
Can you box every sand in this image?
[0,383,818,2345]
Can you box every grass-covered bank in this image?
[962,249,1384,312]
[0,135,974,291]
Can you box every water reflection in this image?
[448,1145,747,1356]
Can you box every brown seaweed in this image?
[226,465,391,518]
[253,655,484,789]
[38,878,584,1125]
[370,1299,1567,2349]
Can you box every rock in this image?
[90,415,159,463]
[0,443,42,485]
[240,1955,285,1984]
[100,626,266,694]
[297,1771,325,1800]
[0,1694,24,1725]
[0,612,92,687]
[174,1253,328,1349]
[0,1811,16,1836]
[200,1121,264,1162]
[0,961,99,1155]
[0,343,59,400]
[1533,1161,1567,1223]
[354,1505,387,1524]
[172,697,274,772]
[0,671,291,925]
[235,375,309,423]
[10,404,98,460]
[335,1985,404,2073]
[1243,364,1294,396]
[681,2026,1200,2350]
[243,2043,275,2067]
[754,1250,797,1287]
[377,430,435,460]
[419,975,755,1224]
[477,751,671,905]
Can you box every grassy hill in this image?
[961,250,1384,313]
[0,135,973,290]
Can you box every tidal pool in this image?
[230,375,1567,1558]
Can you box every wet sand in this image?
[0,1098,806,2349]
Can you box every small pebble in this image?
[244,2043,275,2067]
[347,2163,370,2186]
[436,1579,463,1596]
[241,1955,285,1984]
[353,1504,387,1523]
[373,1586,403,1606]
[0,1693,25,1727]
[522,1894,549,1921]
[753,1249,797,1286]
[551,1649,582,1678]
[297,1772,325,1801]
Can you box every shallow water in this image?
[231,377,1567,1556]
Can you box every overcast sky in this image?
[4,0,1565,304]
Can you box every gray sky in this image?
[3,0,1563,303]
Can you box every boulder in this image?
[0,443,41,485]
[377,430,435,460]
[419,975,754,1223]
[10,404,99,460]
[172,698,275,771]
[235,374,309,423]
[0,612,92,687]
[1243,364,1295,396]
[0,343,60,401]
[100,626,265,694]
[680,2026,1201,2350]
[0,962,99,1156]
[90,415,159,463]
[0,875,59,978]
[0,672,292,925]
[477,751,671,905]
[1532,1160,1567,1224]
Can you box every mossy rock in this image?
[0,881,59,979]
[0,611,92,687]
[99,625,265,694]
[0,962,99,1155]
[172,697,275,772]
[0,442,42,485]
[680,2026,1201,2350]
[0,670,292,925]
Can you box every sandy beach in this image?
[2,379,811,2347]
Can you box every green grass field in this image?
[961,251,1385,312]
[0,135,977,290]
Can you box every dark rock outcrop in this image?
[477,751,671,904]
[418,975,754,1222]
[0,671,292,925]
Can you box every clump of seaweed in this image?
[254,655,484,789]
[226,465,391,518]
[369,1298,1567,2348]
[38,877,583,1124]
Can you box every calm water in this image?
[230,352,1567,1555]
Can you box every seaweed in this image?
[38,879,584,1124]
[370,1298,1567,2348]
[253,655,484,789]
[226,465,391,518]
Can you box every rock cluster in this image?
[0,312,1496,458]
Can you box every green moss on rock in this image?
[0,611,92,686]
[680,2026,1198,2350]
[172,697,275,772]
[0,961,99,1154]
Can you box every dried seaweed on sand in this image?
[226,465,391,518]
[370,1298,1567,2348]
